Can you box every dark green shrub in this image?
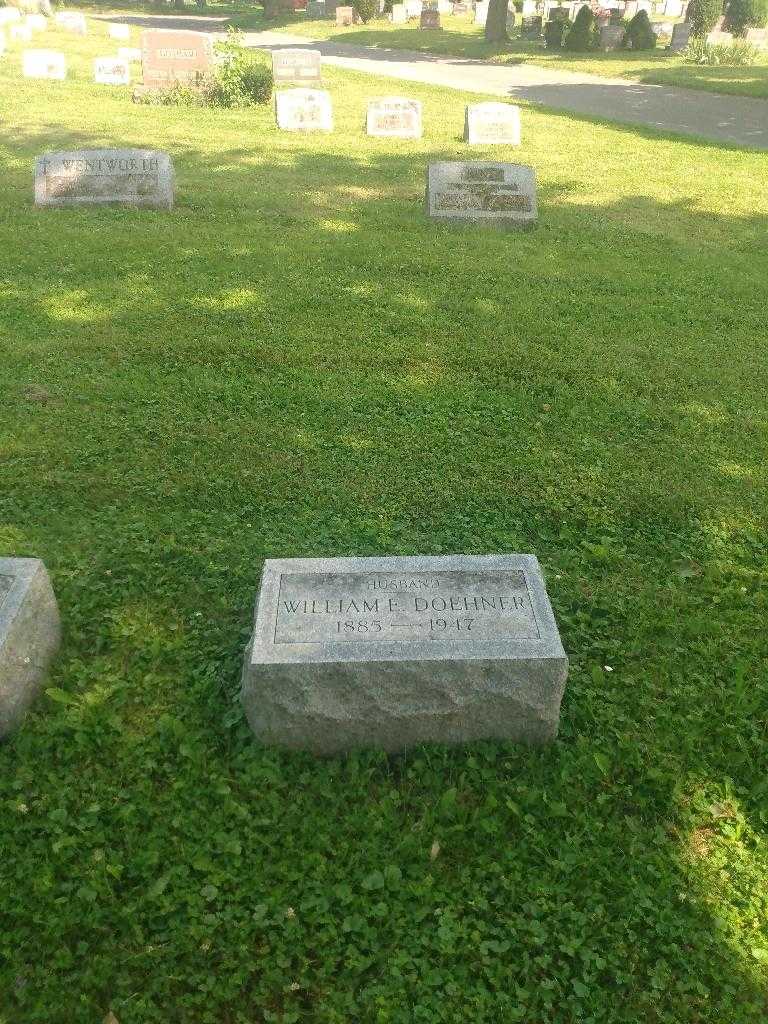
[625,9,657,48]
[544,16,567,47]
[688,0,725,36]
[353,0,378,21]
[725,0,768,33]
[563,4,598,49]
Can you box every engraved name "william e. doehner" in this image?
[274,570,539,643]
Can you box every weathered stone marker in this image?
[599,24,624,50]
[272,48,322,85]
[521,14,543,37]
[465,102,521,145]
[366,96,422,138]
[94,57,130,85]
[426,161,537,229]
[34,149,174,209]
[0,558,61,740]
[668,21,691,51]
[141,29,212,89]
[275,89,333,131]
[420,8,441,27]
[241,555,567,754]
[54,10,87,34]
[22,49,66,79]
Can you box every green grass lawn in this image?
[2,15,768,1024]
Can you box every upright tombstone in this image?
[335,4,357,23]
[34,149,174,209]
[366,96,422,138]
[420,7,441,27]
[427,161,537,228]
[599,23,625,49]
[272,47,322,85]
[22,49,66,79]
[54,10,87,34]
[474,0,488,24]
[141,29,212,89]
[94,56,130,85]
[118,46,142,62]
[465,102,521,145]
[0,558,61,741]
[391,2,408,21]
[241,554,568,754]
[108,23,131,41]
[275,88,333,131]
[522,14,543,36]
[668,20,691,50]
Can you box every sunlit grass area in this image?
[1,14,767,1024]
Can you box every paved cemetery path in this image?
[243,28,768,150]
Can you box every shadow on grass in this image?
[0,122,767,1021]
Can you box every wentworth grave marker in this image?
[35,149,174,209]
[427,161,537,228]
[275,89,333,131]
[272,48,322,84]
[22,49,66,79]
[141,29,212,89]
[241,554,568,754]
[367,96,422,138]
[0,558,61,741]
[465,102,521,145]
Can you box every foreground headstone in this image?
[54,10,86,34]
[108,22,131,40]
[0,558,61,740]
[420,8,441,27]
[367,96,422,138]
[599,23,625,49]
[22,49,66,79]
[241,554,568,754]
[94,57,130,85]
[272,47,322,84]
[465,102,521,145]
[668,20,691,50]
[427,161,537,229]
[275,88,333,131]
[34,149,174,209]
[141,29,212,89]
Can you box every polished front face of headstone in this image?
[367,97,422,138]
[275,89,333,131]
[34,149,174,209]
[109,23,131,40]
[465,102,521,145]
[272,48,322,84]
[141,29,212,88]
[427,161,537,229]
[22,49,66,79]
[94,57,130,85]
[241,555,568,754]
[0,558,61,740]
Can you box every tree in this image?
[625,9,657,47]
[726,0,768,33]
[563,4,598,50]
[687,0,724,36]
[484,0,509,44]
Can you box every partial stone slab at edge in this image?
[241,553,568,755]
[0,558,61,739]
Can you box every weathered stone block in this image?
[34,149,174,209]
[0,558,61,740]
[426,161,537,229]
[241,554,568,755]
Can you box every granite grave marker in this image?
[94,56,130,85]
[272,47,322,84]
[35,148,174,209]
[427,161,537,228]
[367,96,422,137]
[241,554,568,754]
[465,102,521,145]
[141,28,212,89]
[420,7,441,26]
[275,88,333,131]
[22,48,66,79]
[668,20,691,50]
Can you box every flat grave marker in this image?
[22,49,66,79]
[141,28,212,89]
[272,47,322,84]
[427,161,537,229]
[0,558,60,741]
[34,148,174,209]
[465,102,521,145]
[241,554,568,754]
[275,88,333,131]
[94,56,130,85]
[367,96,422,138]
